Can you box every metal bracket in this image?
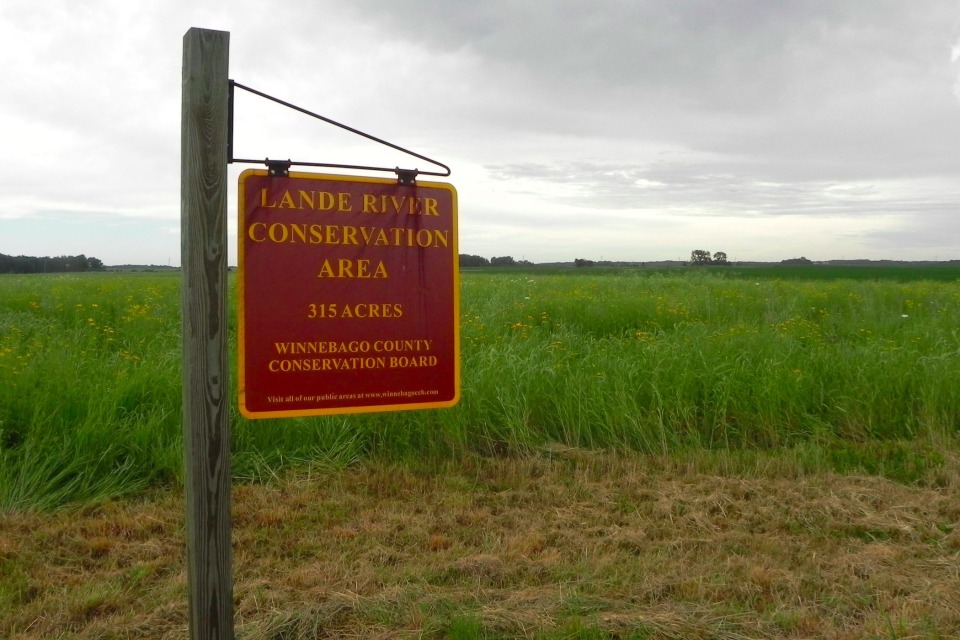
[265,159,291,177]
[395,168,419,186]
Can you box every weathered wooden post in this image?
[181,27,233,640]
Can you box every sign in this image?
[237,170,459,418]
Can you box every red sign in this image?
[237,170,459,418]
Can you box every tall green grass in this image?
[1,268,958,509]
[456,271,960,449]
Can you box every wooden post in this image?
[181,27,233,640]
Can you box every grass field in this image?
[1,265,959,638]
[2,266,958,508]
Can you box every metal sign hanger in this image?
[227,80,451,185]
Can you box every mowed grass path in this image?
[1,267,959,509]
[3,457,960,639]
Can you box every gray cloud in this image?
[487,159,960,226]
[0,0,957,264]
[354,1,960,174]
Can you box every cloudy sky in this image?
[2,1,959,265]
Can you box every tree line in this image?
[0,253,106,274]
[459,255,534,267]
[459,251,732,267]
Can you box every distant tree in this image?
[459,254,490,267]
[712,251,728,265]
[781,257,812,265]
[86,256,105,271]
[690,249,712,265]
[490,256,516,267]
[574,258,595,267]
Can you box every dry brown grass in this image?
[2,452,959,639]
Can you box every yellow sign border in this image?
[237,169,460,418]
